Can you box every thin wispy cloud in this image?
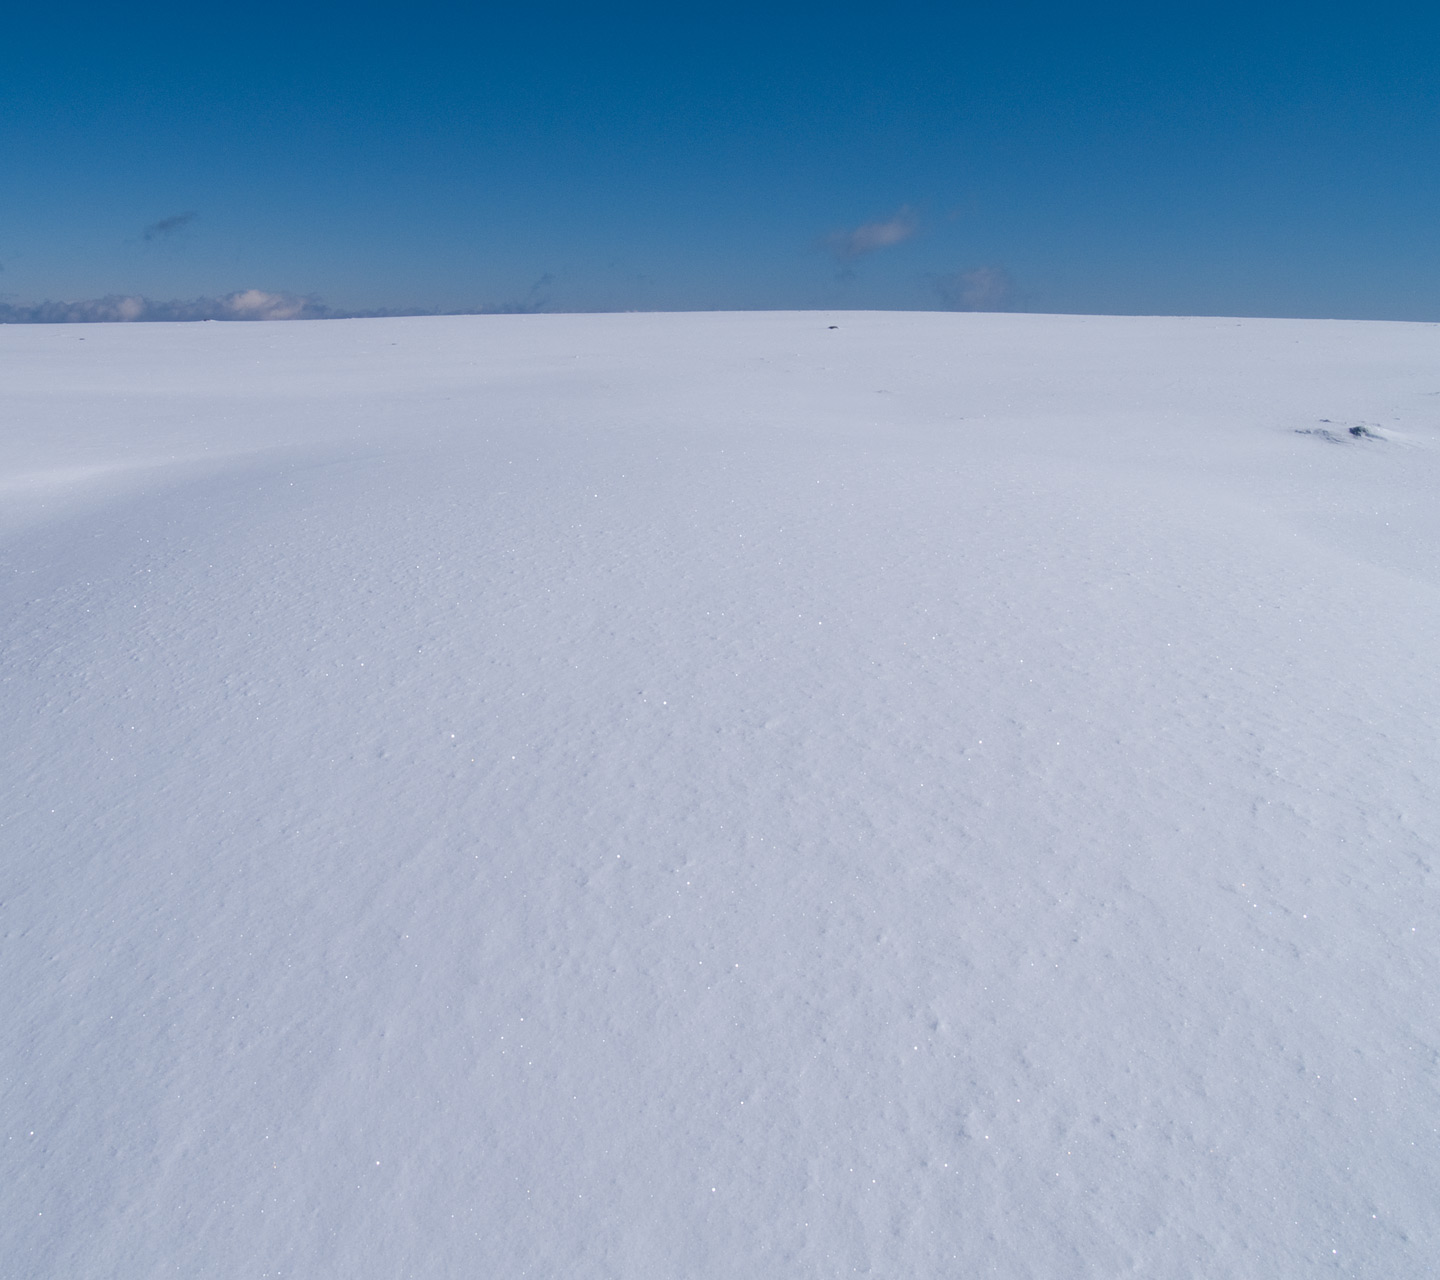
[933,265,1017,311]
[143,211,198,241]
[484,273,552,314]
[825,207,919,262]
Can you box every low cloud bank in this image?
[0,291,338,323]
[0,289,549,323]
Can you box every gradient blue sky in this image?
[4,2,1438,318]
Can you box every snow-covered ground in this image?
[2,311,1437,1278]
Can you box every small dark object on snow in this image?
[828,325,838,329]
[1298,421,1385,444]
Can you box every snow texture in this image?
[2,311,1438,1277]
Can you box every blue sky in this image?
[3,2,1438,318]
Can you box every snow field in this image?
[2,311,1438,1277]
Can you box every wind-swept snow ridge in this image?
[2,312,1438,1278]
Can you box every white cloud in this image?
[825,207,919,261]
[221,289,317,320]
